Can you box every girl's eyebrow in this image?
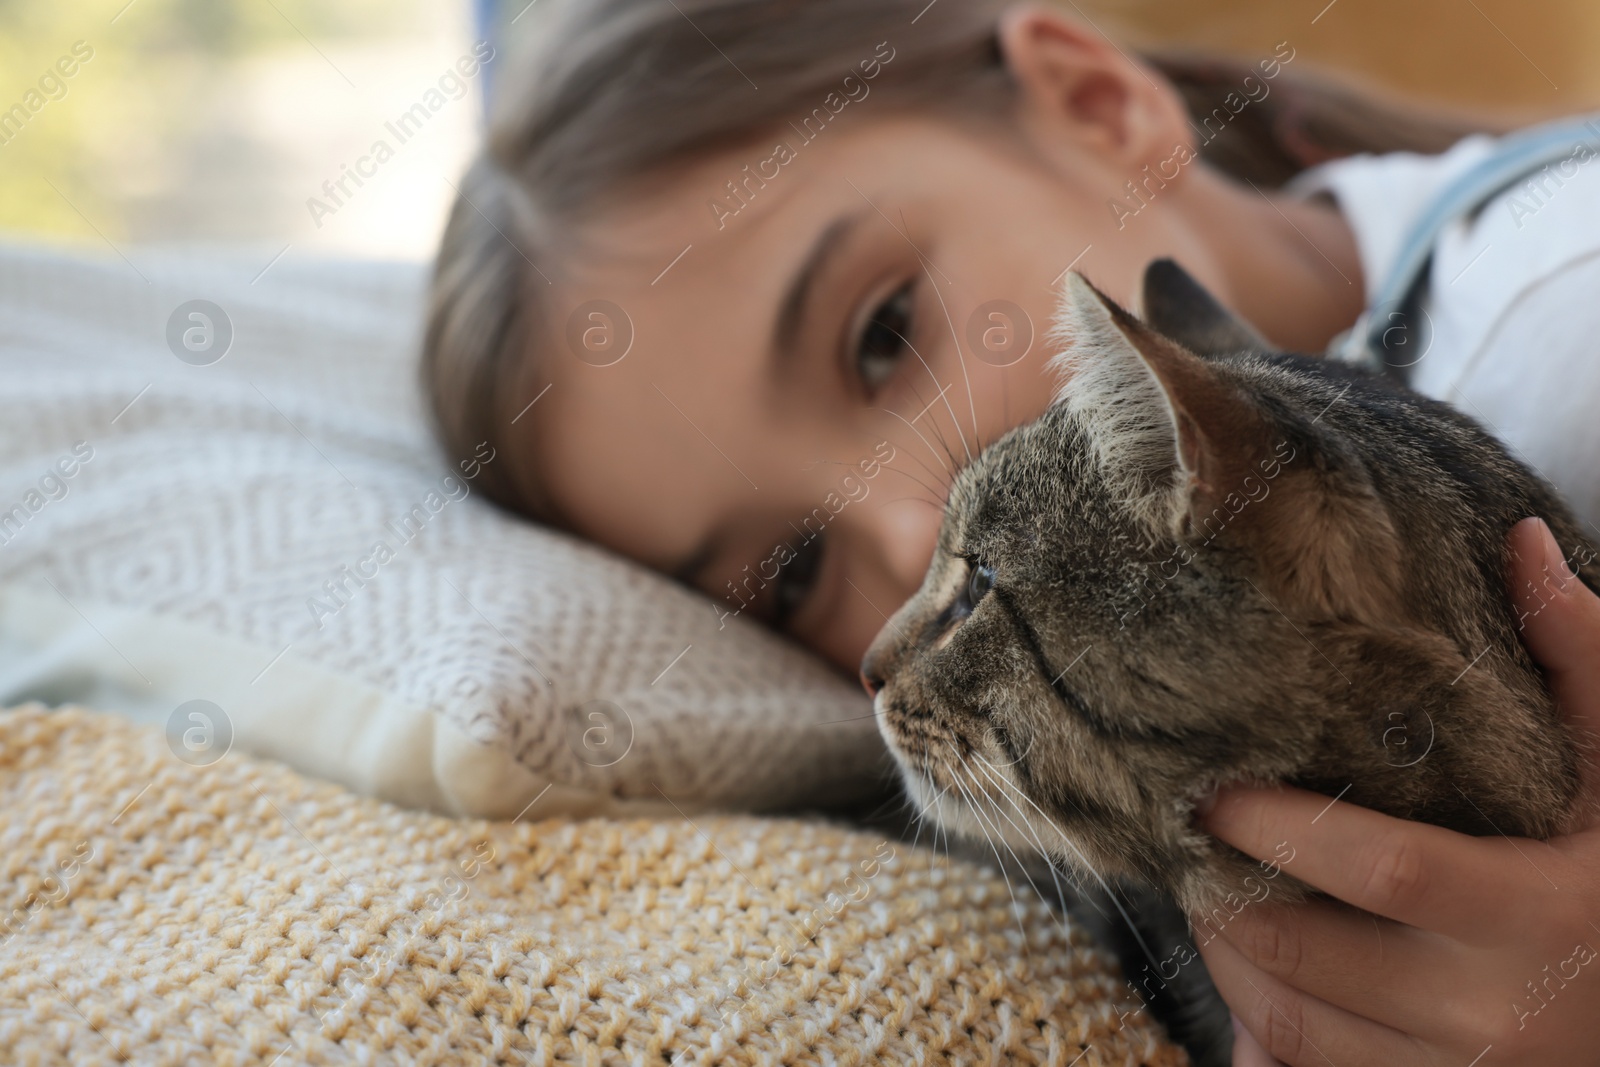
[772,208,869,366]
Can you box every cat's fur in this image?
[863,260,1596,1063]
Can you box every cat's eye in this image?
[966,563,992,604]
[853,280,915,393]
[966,562,996,606]
[948,560,996,624]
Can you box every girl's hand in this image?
[1195,517,1600,1067]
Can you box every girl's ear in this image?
[996,5,1192,174]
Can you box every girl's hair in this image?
[422,0,1488,522]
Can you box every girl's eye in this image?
[855,281,915,393]
[772,533,825,631]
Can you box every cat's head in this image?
[862,261,1579,914]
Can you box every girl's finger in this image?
[1230,1013,1282,1067]
[1199,934,1420,1067]
[1202,785,1518,937]
[1198,900,1447,1036]
[1507,516,1600,803]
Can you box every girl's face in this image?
[524,19,1239,675]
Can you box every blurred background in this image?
[2,0,1597,262]
[0,0,477,260]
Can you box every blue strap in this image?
[1337,112,1600,380]
[475,0,501,118]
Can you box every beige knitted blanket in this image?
[0,707,1186,1066]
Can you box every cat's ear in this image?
[1138,258,1268,358]
[1050,271,1274,537]
[1052,272,1405,622]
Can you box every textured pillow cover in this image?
[0,240,883,818]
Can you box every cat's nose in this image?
[858,650,886,698]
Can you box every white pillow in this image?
[0,238,884,818]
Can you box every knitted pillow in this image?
[0,706,1186,1066]
[0,240,883,818]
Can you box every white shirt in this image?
[1290,129,1600,533]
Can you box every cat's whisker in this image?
[919,259,982,462]
[972,775,1169,1000]
[908,794,932,855]
[878,323,971,469]
[999,367,1010,454]
[934,791,954,868]
[920,756,954,869]
[919,400,964,476]
[797,455,947,508]
[943,748,1046,926]
[875,462,949,511]
[900,764,927,849]
[942,750,1032,955]
[875,421,954,492]
[968,757,1097,938]
[960,758,1139,953]
[971,753,1103,878]
[972,754,1164,974]
[961,758,1078,945]
[906,777,950,859]
[877,405,955,478]
[981,725,1036,769]
[883,464,949,508]
[859,768,921,829]
[881,494,947,514]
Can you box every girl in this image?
[422,2,1600,1062]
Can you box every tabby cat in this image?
[860,260,1596,1064]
